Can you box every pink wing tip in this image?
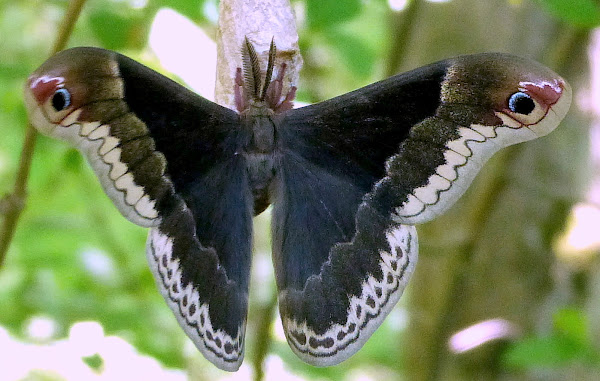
[28,75,64,105]
[520,79,564,108]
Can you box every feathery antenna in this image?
[242,37,261,99]
[261,38,277,101]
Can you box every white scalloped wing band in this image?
[391,122,523,225]
[26,102,159,227]
[393,119,556,225]
[283,224,418,366]
[146,228,245,371]
[393,81,572,225]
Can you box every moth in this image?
[23,39,571,371]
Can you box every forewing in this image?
[24,47,252,371]
[273,53,571,365]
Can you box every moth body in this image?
[240,100,278,214]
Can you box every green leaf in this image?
[537,0,600,28]
[306,0,362,29]
[553,308,588,344]
[87,8,149,50]
[326,29,375,78]
[82,353,104,370]
[157,0,205,21]
[503,335,583,369]
[503,309,600,370]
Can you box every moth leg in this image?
[266,63,297,113]
[234,67,246,113]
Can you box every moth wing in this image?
[272,53,571,365]
[24,47,252,371]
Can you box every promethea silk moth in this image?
[23,40,571,371]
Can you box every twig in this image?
[543,25,589,73]
[0,0,87,267]
[51,0,87,55]
[215,0,300,377]
[385,0,422,77]
[251,289,278,381]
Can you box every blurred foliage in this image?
[504,308,600,369]
[0,0,599,380]
[88,8,149,50]
[305,0,361,30]
[538,0,600,28]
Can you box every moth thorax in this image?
[240,101,276,155]
[241,99,276,117]
[243,109,277,213]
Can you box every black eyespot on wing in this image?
[508,92,535,115]
[52,88,71,111]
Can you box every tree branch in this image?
[0,0,88,267]
[385,0,423,77]
[251,289,278,381]
[214,0,301,378]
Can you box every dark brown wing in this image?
[24,47,252,371]
[271,53,571,365]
